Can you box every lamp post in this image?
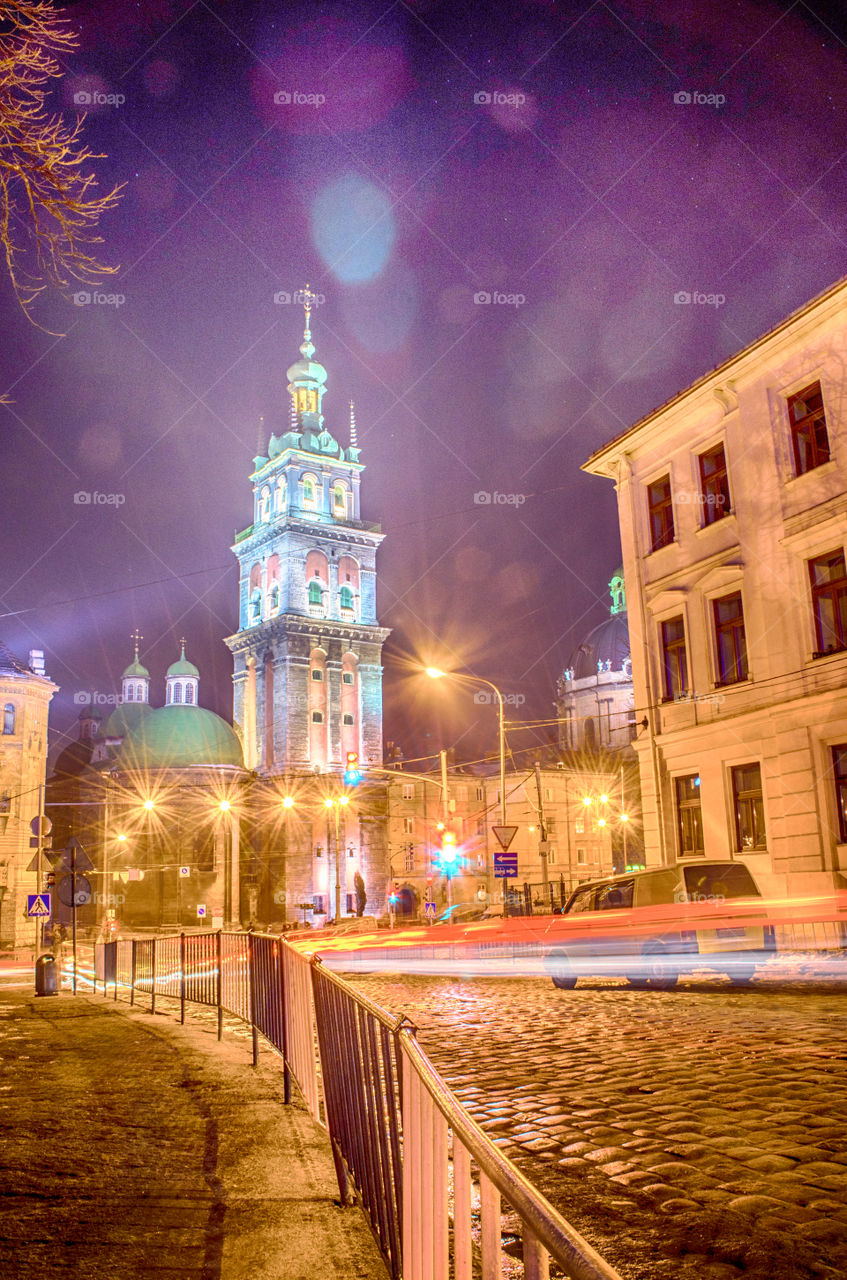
[324,795,349,922]
[425,668,507,827]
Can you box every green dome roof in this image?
[122,658,149,679]
[101,701,153,740]
[167,645,199,678]
[116,705,243,771]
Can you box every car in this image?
[432,902,487,926]
[545,860,775,991]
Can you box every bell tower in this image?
[225,288,390,776]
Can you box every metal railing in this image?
[92,931,623,1280]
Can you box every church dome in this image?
[101,700,153,741]
[286,354,328,387]
[567,612,630,679]
[122,655,149,679]
[167,648,199,678]
[115,705,243,771]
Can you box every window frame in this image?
[808,548,847,657]
[2,703,15,735]
[712,591,749,686]
[698,441,731,526]
[674,773,704,858]
[661,615,689,700]
[787,380,830,476]
[731,762,767,851]
[646,473,675,552]
[832,745,847,844]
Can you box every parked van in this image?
[546,860,775,990]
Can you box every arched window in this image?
[339,585,354,613]
[136,684,144,701]
[308,581,323,606]
[3,704,14,735]
[302,477,316,508]
[260,486,271,522]
[126,685,134,702]
[269,584,279,614]
[173,683,183,704]
[276,477,287,511]
[184,683,194,705]
[333,483,346,513]
[251,588,262,622]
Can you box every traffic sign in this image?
[196,904,206,918]
[27,894,51,918]
[58,875,91,908]
[30,815,52,837]
[493,851,518,879]
[491,825,518,852]
[63,839,94,873]
[424,900,436,919]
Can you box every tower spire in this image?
[131,628,143,661]
[349,400,358,448]
[300,283,316,361]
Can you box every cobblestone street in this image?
[349,970,847,1280]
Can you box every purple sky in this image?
[2,0,847,767]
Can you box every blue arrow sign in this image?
[27,894,51,918]
[493,852,518,879]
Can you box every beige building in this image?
[0,645,57,948]
[386,759,639,917]
[584,277,847,897]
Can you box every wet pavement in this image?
[0,988,387,1279]
[348,967,847,1280]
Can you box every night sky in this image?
[3,0,847,768]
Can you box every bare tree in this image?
[0,1,122,325]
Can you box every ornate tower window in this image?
[333,482,347,515]
[308,580,325,617]
[3,703,15,735]
[302,476,318,509]
[339,584,355,618]
[260,486,271,522]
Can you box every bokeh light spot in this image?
[311,174,395,284]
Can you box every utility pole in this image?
[534,763,549,889]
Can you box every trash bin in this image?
[35,953,59,998]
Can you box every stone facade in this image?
[0,647,57,948]
[584,277,847,896]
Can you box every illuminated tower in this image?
[226,288,390,776]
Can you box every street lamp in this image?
[425,667,507,828]
[324,795,350,922]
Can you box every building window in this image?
[250,588,262,622]
[302,478,317,508]
[476,786,484,801]
[1,704,12,735]
[403,816,414,835]
[675,774,704,857]
[788,381,830,475]
[833,746,847,843]
[313,894,325,914]
[269,585,279,614]
[713,592,748,685]
[561,708,573,747]
[339,585,354,614]
[260,486,271,521]
[311,711,323,724]
[598,698,613,743]
[184,684,194,705]
[647,474,674,551]
[403,843,415,873]
[342,671,354,684]
[401,783,414,800]
[575,813,585,834]
[342,713,354,726]
[0,794,9,816]
[698,443,730,525]
[546,816,557,835]
[311,668,323,681]
[333,484,346,512]
[809,550,847,656]
[577,847,586,865]
[547,846,556,865]
[308,581,323,606]
[661,616,689,699]
[172,683,182,704]
[125,685,134,702]
[346,893,354,914]
[136,684,144,700]
[732,763,766,850]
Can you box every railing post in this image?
[523,1230,551,1280]
[277,940,291,1104]
[216,930,223,1041]
[130,939,136,1007]
[113,941,118,1001]
[180,931,186,1025]
[151,937,157,1017]
[248,932,258,1067]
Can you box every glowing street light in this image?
[219,799,231,812]
[282,795,294,809]
[143,799,155,811]
[117,833,127,842]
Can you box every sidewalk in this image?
[0,989,389,1279]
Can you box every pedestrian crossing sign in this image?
[27,894,51,918]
